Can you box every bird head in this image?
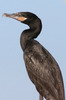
[3,12,39,26]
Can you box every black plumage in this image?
[3,12,65,100]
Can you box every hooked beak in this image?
[3,13,27,22]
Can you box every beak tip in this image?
[2,13,10,17]
[2,13,7,17]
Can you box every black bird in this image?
[3,12,65,100]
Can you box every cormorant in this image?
[3,12,65,100]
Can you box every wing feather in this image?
[23,42,65,100]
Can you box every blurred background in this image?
[0,0,66,100]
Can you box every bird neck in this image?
[20,19,42,51]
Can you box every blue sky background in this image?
[0,0,66,100]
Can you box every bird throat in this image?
[20,19,42,51]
